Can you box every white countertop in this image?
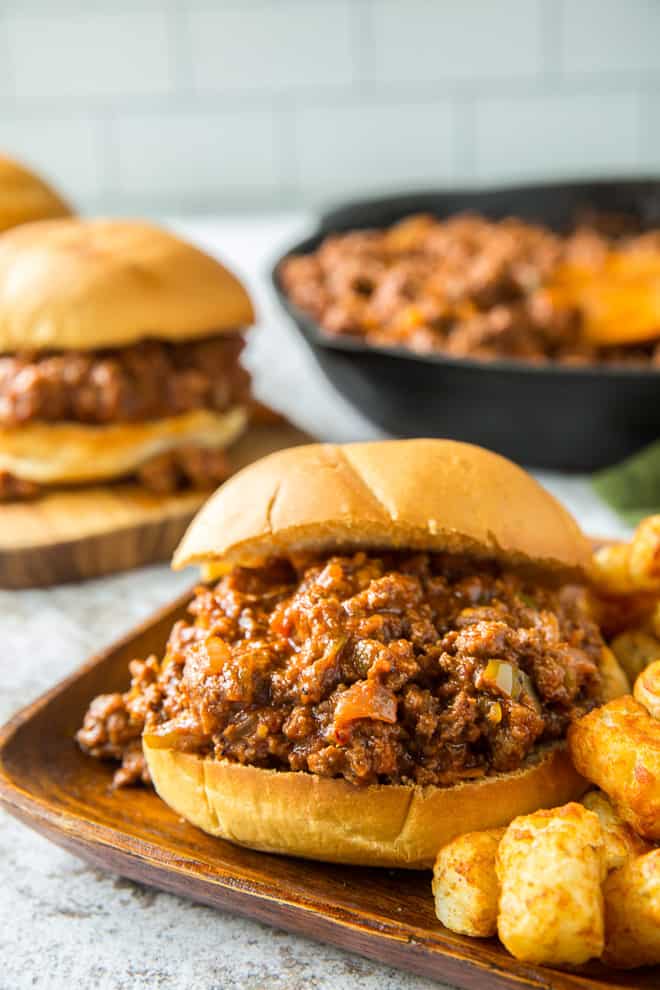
[0,214,632,990]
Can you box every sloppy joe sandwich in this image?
[0,218,255,499]
[77,439,624,868]
[0,153,72,233]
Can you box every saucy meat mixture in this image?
[77,550,605,789]
[0,334,251,499]
[280,213,660,364]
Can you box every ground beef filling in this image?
[0,334,250,427]
[77,550,605,788]
[279,212,660,365]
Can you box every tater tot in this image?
[595,591,657,640]
[593,518,660,595]
[569,696,660,840]
[432,828,504,938]
[599,646,630,701]
[629,516,660,589]
[603,849,660,968]
[581,791,651,872]
[593,543,636,595]
[609,630,660,684]
[496,803,605,966]
[634,659,660,721]
[649,600,660,640]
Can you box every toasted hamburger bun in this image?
[0,153,72,234]
[139,440,618,868]
[0,407,247,485]
[144,739,587,869]
[174,439,593,577]
[0,218,254,353]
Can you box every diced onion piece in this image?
[333,679,397,737]
[483,659,516,696]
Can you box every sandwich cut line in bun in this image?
[174,439,593,576]
[108,439,618,870]
[0,153,73,234]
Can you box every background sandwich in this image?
[0,218,255,499]
[78,439,627,868]
[0,153,73,233]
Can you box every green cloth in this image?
[593,440,660,526]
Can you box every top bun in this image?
[0,218,254,353]
[173,439,592,577]
[0,154,73,234]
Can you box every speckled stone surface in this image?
[0,216,632,990]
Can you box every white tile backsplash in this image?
[561,0,660,76]
[639,91,660,172]
[7,11,176,103]
[113,108,282,209]
[188,1,355,93]
[363,0,544,84]
[0,116,105,208]
[474,90,641,182]
[295,99,456,200]
[0,0,655,212]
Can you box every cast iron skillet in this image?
[272,178,660,470]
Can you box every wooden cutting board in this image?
[0,587,654,990]
[0,420,311,589]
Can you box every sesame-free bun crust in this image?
[174,439,593,576]
[0,154,72,233]
[0,218,254,353]
[143,739,587,869]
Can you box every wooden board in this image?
[0,421,310,589]
[0,591,656,990]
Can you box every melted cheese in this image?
[547,249,660,346]
[0,406,247,483]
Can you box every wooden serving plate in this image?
[0,420,310,589]
[0,592,656,990]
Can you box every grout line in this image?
[276,102,300,201]
[168,0,195,96]
[96,111,120,210]
[0,1,189,15]
[637,87,653,170]
[3,70,660,119]
[0,7,15,104]
[350,0,372,91]
[452,93,476,184]
[540,0,562,80]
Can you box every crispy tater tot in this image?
[432,828,504,937]
[599,646,630,701]
[629,516,660,589]
[595,591,657,640]
[593,543,636,595]
[581,791,651,872]
[496,803,605,966]
[569,696,660,840]
[609,630,660,685]
[634,659,660,721]
[649,601,660,640]
[603,849,660,968]
[593,518,660,596]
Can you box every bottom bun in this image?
[143,739,587,869]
